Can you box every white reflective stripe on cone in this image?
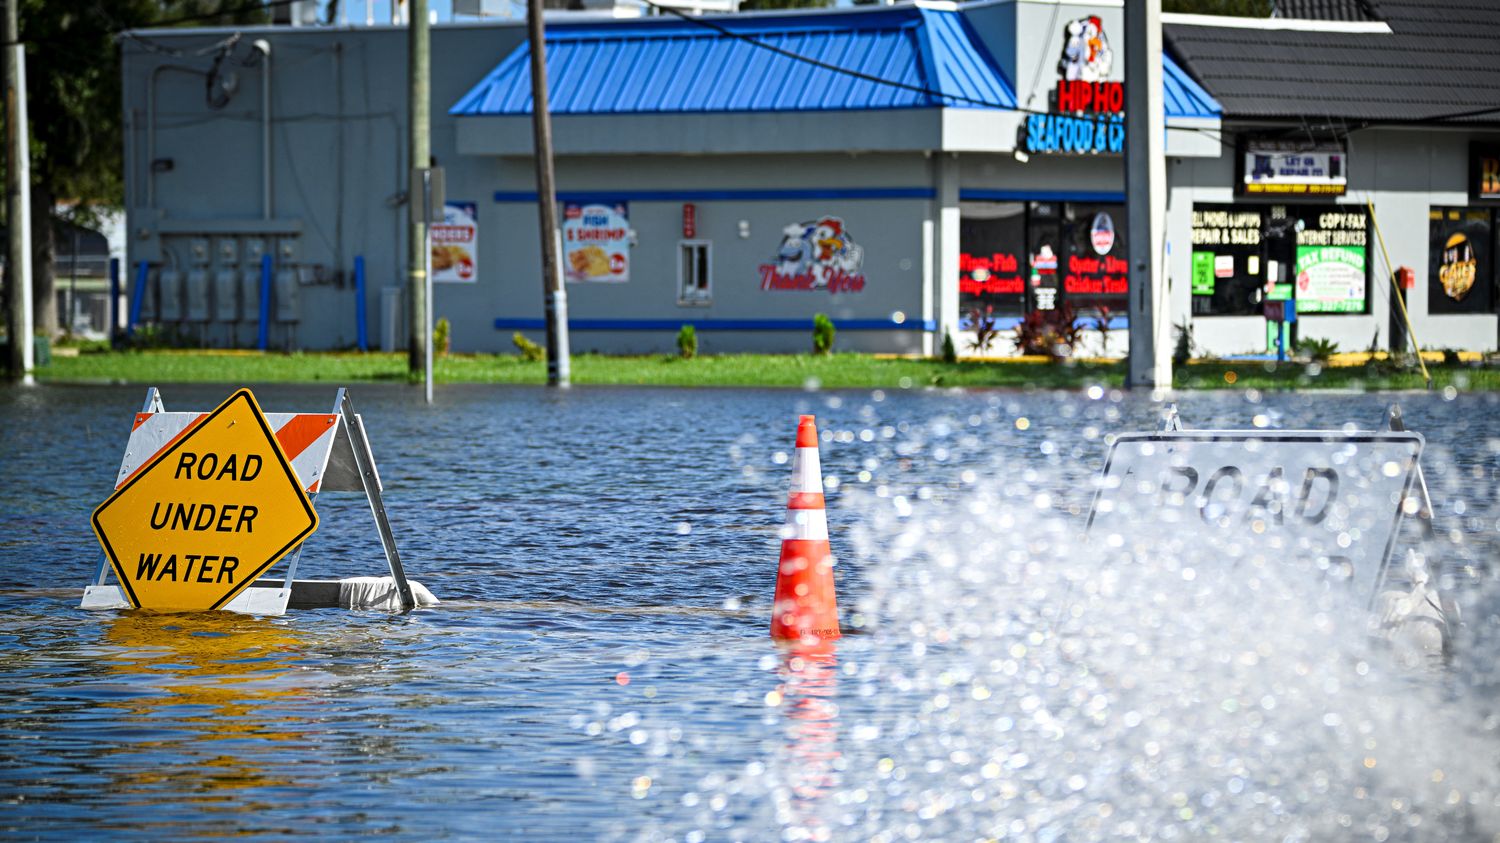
[790,447,824,494]
[782,507,829,541]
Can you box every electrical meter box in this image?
[158,268,184,322]
[214,269,239,322]
[274,268,299,322]
[185,268,210,322]
[241,268,261,324]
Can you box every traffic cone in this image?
[771,415,841,642]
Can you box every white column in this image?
[935,154,961,354]
[1125,0,1169,388]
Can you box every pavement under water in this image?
[1,382,1499,840]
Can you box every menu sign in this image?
[563,202,631,283]
[959,207,1026,316]
[431,202,478,283]
[1240,140,1347,196]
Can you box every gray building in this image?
[120,0,1498,357]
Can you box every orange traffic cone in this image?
[771,415,841,642]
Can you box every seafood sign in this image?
[760,216,867,294]
[431,202,478,283]
[563,202,631,283]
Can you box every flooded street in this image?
[3,382,1499,840]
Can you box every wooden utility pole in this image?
[3,0,32,382]
[407,0,429,378]
[527,0,570,386]
[1125,0,1170,389]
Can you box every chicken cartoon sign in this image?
[1058,16,1112,83]
[760,216,867,294]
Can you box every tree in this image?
[8,0,268,337]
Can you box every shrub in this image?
[812,313,835,355]
[1300,336,1340,363]
[1013,303,1084,361]
[942,331,958,363]
[677,324,698,359]
[433,317,451,357]
[967,306,1000,355]
[512,331,544,362]
[1172,320,1196,365]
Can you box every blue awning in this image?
[1163,52,1221,120]
[450,6,1017,116]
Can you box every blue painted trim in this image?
[494,187,936,204]
[129,260,148,336]
[496,317,937,332]
[257,254,272,351]
[108,257,121,341]
[354,255,368,353]
[959,189,1127,203]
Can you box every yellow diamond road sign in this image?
[92,389,319,611]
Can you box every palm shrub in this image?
[812,313,835,355]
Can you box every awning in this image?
[450,5,1017,117]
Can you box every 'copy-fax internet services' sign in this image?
[1087,430,1422,601]
[91,389,318,611]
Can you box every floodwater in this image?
[2,381,1500,840]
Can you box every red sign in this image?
[683,203,696,239]
[959,251,1024,295]
[1056,80,1124,115]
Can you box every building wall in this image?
[1167,127,1500,358]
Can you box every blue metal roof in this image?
[450,6,1017,116]
[1163,51,1222,119]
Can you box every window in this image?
[956,200,1128,324]
[1428,207,1494,314]
[678,241,711,306]
[1191,203,1369,316]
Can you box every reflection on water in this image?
[3,384,1500,839]
[775,642,841,839]
[97,614,305,800]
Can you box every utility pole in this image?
[527,0,570,386]
[406,0,428,378]
[1124,0,1169,389]
[3,0,32,383]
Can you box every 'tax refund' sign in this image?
[1088,430,1422,601]
[91,389,318,611]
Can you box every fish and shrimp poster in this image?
[563,202,632,283]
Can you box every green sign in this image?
[1294,245,1366,313]
[1191,252,1216,295]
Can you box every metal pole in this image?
[527,0,570,387]
[4,1,33,383]
[69,229,77,334]
[1124,0,1168,389]
[407,0,429,378]
[423,170,433,405]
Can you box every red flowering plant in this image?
[1014,302,1085,361]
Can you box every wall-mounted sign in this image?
[1293,210,1367,313]
[1019,16,1124,157]
[1470,143,1500,202]
[563,202,631,283]
[682,203,697,239]
[431,201,478,283]
[1428,207,1493,314]
[760,216,866,294]
[1239,139,1347,196]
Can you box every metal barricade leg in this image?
[337,388,416,611]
